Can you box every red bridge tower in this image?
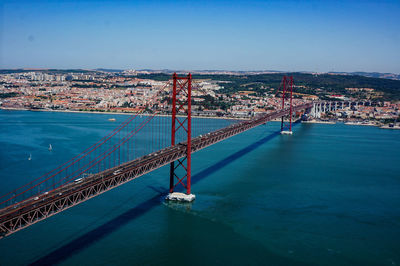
[166,73,195,202]
[280,75,294,135]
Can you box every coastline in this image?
[2,107,397,128]
[302,120,336,124]
[380,125,400,130]
[345,122,379,127]
[0,107,246,120]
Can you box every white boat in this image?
[49,144,52,151]
[108,118,116,121]
[28,153,32,161]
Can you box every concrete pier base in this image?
[165,192,196,202]
[281,130,293,135]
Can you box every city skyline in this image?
[1,0,400,73]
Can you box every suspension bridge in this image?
[0,74,341,238]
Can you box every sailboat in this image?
[28,153,32,161]
[49,144,53,151]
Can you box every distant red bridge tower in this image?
[280,75,294,135]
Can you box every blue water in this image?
[0,110,399,265]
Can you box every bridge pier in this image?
[166,192,196,202]
[306,100,351,119]
[314,103,321,118]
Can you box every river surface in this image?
[0,110,399,265]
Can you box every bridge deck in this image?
[0,102,312,238]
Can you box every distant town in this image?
[0,69,399,128]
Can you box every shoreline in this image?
[380,125,400,130]
[2,107,397,129]
[302,120,336,124]
[344,122,379,127]
[0,107,247,120]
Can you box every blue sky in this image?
[1,0,399,73]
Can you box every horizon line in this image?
[1,68,399,76]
